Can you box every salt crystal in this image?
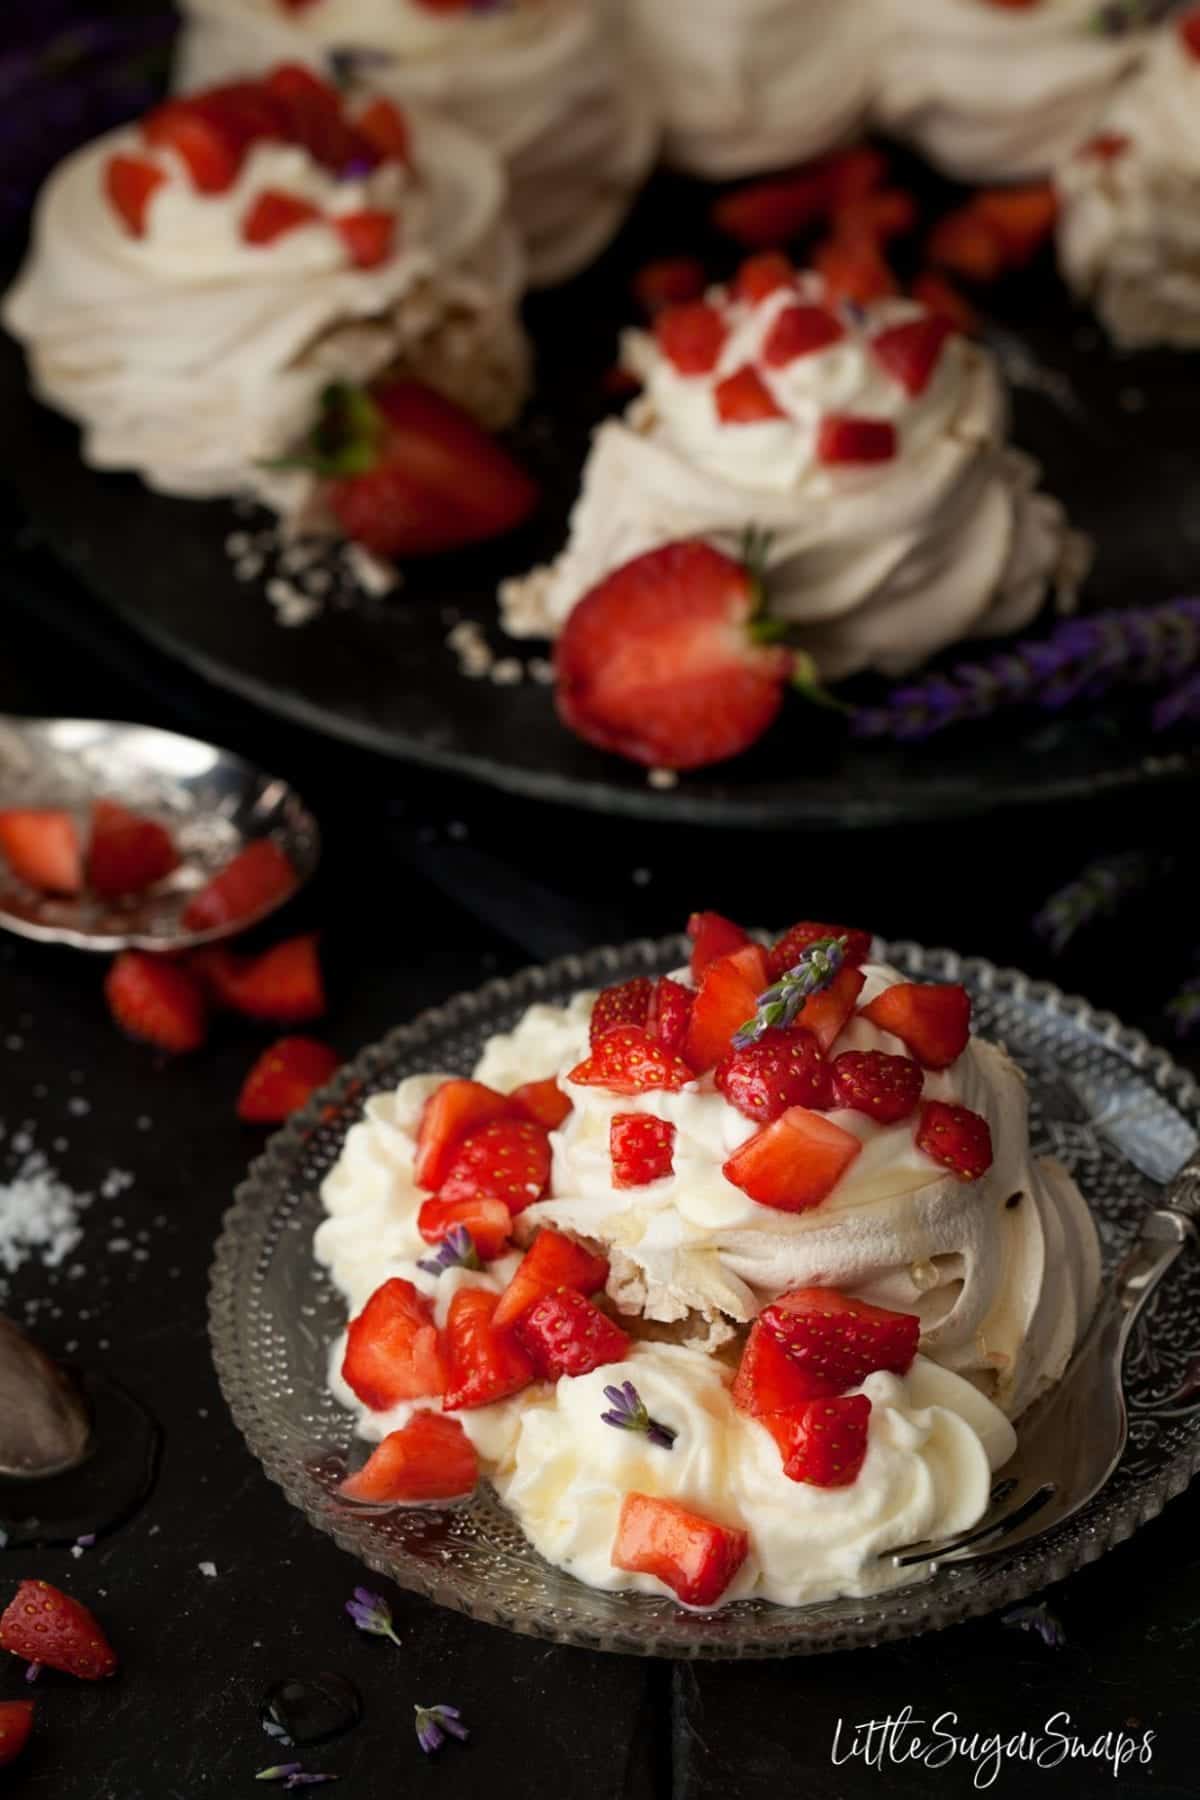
[490,658,523,687]
[0,1151,92,1284]
[67,1097,90,1118]
[343,541,399,597]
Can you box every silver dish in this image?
[209,938,1200,1659]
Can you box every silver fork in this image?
[888,1149,1200,1574]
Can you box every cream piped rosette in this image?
[174,0,658,286]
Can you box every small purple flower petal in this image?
[599,1380,677,1449]
[415,1704,468,1756]
[257,1767,305,1784]
[24,1662,40,1684]
[417,1225,481,1279]
[1002,1601,1067,1648]
[345,1587,401,1647]
[74,1533,96,1549]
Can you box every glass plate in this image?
[209,939,1200,1658]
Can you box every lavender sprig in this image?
[417,1225,481,1279]
[256,1767,338,1790]
[414,1704,469,1757]
[1032,851,1165,955]
[344,1587,401,1648]
[731,936,846,1048]
[600,1380,677,1450]
[1001,1601,1067,1649]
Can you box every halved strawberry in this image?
[731,252,794,305]
[910,270,980,336]
[711,167,830,248]
[714,365,785,423]
[796,965,866,1052]
[0,809,82,895]
[762,304,844,366]
[0,1700,33,1768]
[831,1050,923,1124]
[442,1287,535,1411]
[916,1100,994,1180]
[141,97,245,193]
[509,1078,573,1131]
[105,951,207,1054]
[334,210,395,269]
[590,976,654,1045]
[767,921,872,981]
[568,1027,695,1096]
[612,1494,748,1608]
[199,932,325,1023]
[418,1194,512,1261]
[632,256,707,316]
[731,1316,822,1415]
[104,154,165,237]
[515,1289,629,1380]
[646,976,693,1058]
[355,97,411,163]
[871,316,953,397]
[684,943,769,1073]
[340,1411,477,1503]
[87,799,179,900]
[860,980,971,1069]
[414,1079,515,1191]
[761,1288,920,1390]
[437,1118,551,1215]
[242,188,322,245]
[181,839,297,933]
[654,301,727,375]
[816,415,897,465]
[813,235,897,305]
[610,1113,676,1187]
[236,1036,339,1122]
[768,1394,872,1486]
[492,1227,609,1332]
[723,1106,860,1211]
[341,1277,446,1411]
[686,910,750,979]
[715,1027,832,1124]
[0,1581,116,1680]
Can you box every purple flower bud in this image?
[600,1380,677,1450]
[414,1704,469,1756]
[345,1586,401,1647]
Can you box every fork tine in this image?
[889,1482,1057,1570]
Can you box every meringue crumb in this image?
[447,620,494,678]
[490,657,523,686]
[198,1561,218,1579]
[343,542,399,596]
[528,657,555,685]
[648,768,679,790]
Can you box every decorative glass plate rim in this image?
[209,937,1200,1659]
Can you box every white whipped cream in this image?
[3,106,530,512]
[501,279,1085,681]
[875,0,1151,183]
[1056,20,1200,348]
[174,0,658,285]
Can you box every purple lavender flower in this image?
[414,1704,469,1757]
[1032,851,1163,955]
[1002,1601,1067,1648]
[256,1768,338,1791]
[732,936,846,1047]
[600,1380,677,1451]
[417,1225,481,1279]
[345,1586,401,1648]
[24,1662,40,1684]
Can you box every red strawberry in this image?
[911,270,980,336]
[0,1581,116,1680]
[141,97,245,193]
[796,965,866,1051]
[1080,131,1131,162]
[768,1394,872,1486]
[437,1118,551,1215]
[590,976,654,1045]
[860,980,971,1069]
[831,1050,923,1124]
[308,380,538,559]
[723,1106,860,1211]
[242,188,322,245]
[198,932,325,1023]
[0,809,82,895]
[632,256,707,316]
[568,1026,695,1096]
[731,1316,820,1416]
[86,799,179,900]
[181,839,297,933]
[334,209,395,269]
[610,1113,676,1186]
[105,951,207,1053]
[515,1289,629,1380]
[816,415,897,465]
[715,1027,832,1124]
[813,235,897,305]
[236,1036,339,1122]
[442,1286,535,1410]
[104,154,165,237]
[761,1288,920,1391]
[916,1100,994,1180]
[767,921,872,981]
[686,909,750,978]
[492,1227,609,1332]
[341,1277,446,1411]
[355,97,411,163]
[824,145,889,207]
[685,943,770,1072]
[871,316,953,397]
[762,304,845,366]
[612,1494,748,1608]
[265,62,342,113]
[833,187,918,245]
[712,167,831,248]
[414,1079,514,1191]
[654,301,727,374]
[0,1700,33,1768]
[731,251,794,305]
[714,364,785,423]
[509,1079,573,1131]
[973,184,1058,268]
[1180,5,1200,56]
[646,976,693,1058]
[417,1194,512,1261]
[928,208,1006,282]
[340,1411,477,1503]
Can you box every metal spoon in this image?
[0,716,319,952]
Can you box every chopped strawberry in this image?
[973,184,1058,268]
[590,976,654,1045]
[831,1050,923,1124]
[334,209,396,269]
[0,809,82,895]
[86,799,179,900]
[492,1227,609,1332]
[833,187,917,245]
[654,302,727,375]
[731,252,794,305]
[199,932,325,1023]
[341,1277,446,1411]
[813,235,898,305]
[1179,6,1200,56]
[237,1036,339,1122]
[824,145,888,208]
[928,208,1007,282]
[723,1106,861,1211]
[816,415,897,465]
[761,1288,920,1391]
[340,1411,477,1504]
[438,1117,551,1215]
[715,1027,832,1124]
[568,1027,695,1096]
[104,154,165,237]
[242,188,322,245]
[515,1289,629,1380]
[646,976,693,1058]
[684,943,769,1073]
[610,1113,676,1186]
[181,839,297,933]
[860,980,971,1069]
[418,1194,512,1261]
[871,315,953,397]
[715,365,785,424]
[0,1700,33,1768]
[916,1100,994,1180]
[355,97,411,163]
[768,1394,872,1486]
[767,921,872,981]
[509,1079,573,1131]
[265,62,341,111]
[0,1581,116,1680]
[796,965,866,1051]
[105,951,207,1054]
[612,1494,748,1608]
[687,909,750,979]
[762,303,845,366]
[442,1287,535,1410]
[414,1079,514,1191]
[711,167,831,248]
[632,256,707,316]
[141,97,245,193]
[731,1316,823,1415]
[911,270,980,336]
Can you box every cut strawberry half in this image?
[442,1286,535,1411]
[768,1393,872,1486]
[181,839,297,933]
[341,1277,446,1411]
[413,1079,515,1191]
[632,255,707,316]
[236,1036,339,1122]
[104,154,165,238]
[515,1289,629,1381]
[610,1113,676,1187]
[508,1079,573,1131]
[568,1026,695,1096]
[334,209,396,269]
[437,1117,551,1215]
[198,932,324,1023]
[340,1412,477,1504]
[871,315,953,397]
[355,97,411,163]
[731,252,794,306]
[723,1106,861,1212]
[492,1227,609,1332]
[686,910,750,979]
[0,809,82,895]
[715,1027,832,1124]
[731,1316,826,1415]
[761,1288,920,1391]
[714,365,785,424]
[105,951,207,1054]
[767,921,872,981]
[712,167,831,248]
[684,943,769,1073]
[762,303,845,366]
[141,97,245,193]
[417,1194,512,1262]
[0,1581,116,1680]
[612,1494,749,1608]
[654,301,727,374]
[860,980,971,1069]
[590,976,654,1045]
[242,188,322,245]
[796,965,866,1052]
[816,415,897,465]
[86,799,179,900]
[831,1050,923,1124]
[646,976,693,1059]
[915,1100,994,1180]
[0,1700,33,1768]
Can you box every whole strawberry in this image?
[831,1050,923,1125]
[715,1028,833,1124]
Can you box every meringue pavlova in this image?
[3,66,530,513]
[501,256,1084,680]
[174,0,657,287]
[314,912,1100,1612]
